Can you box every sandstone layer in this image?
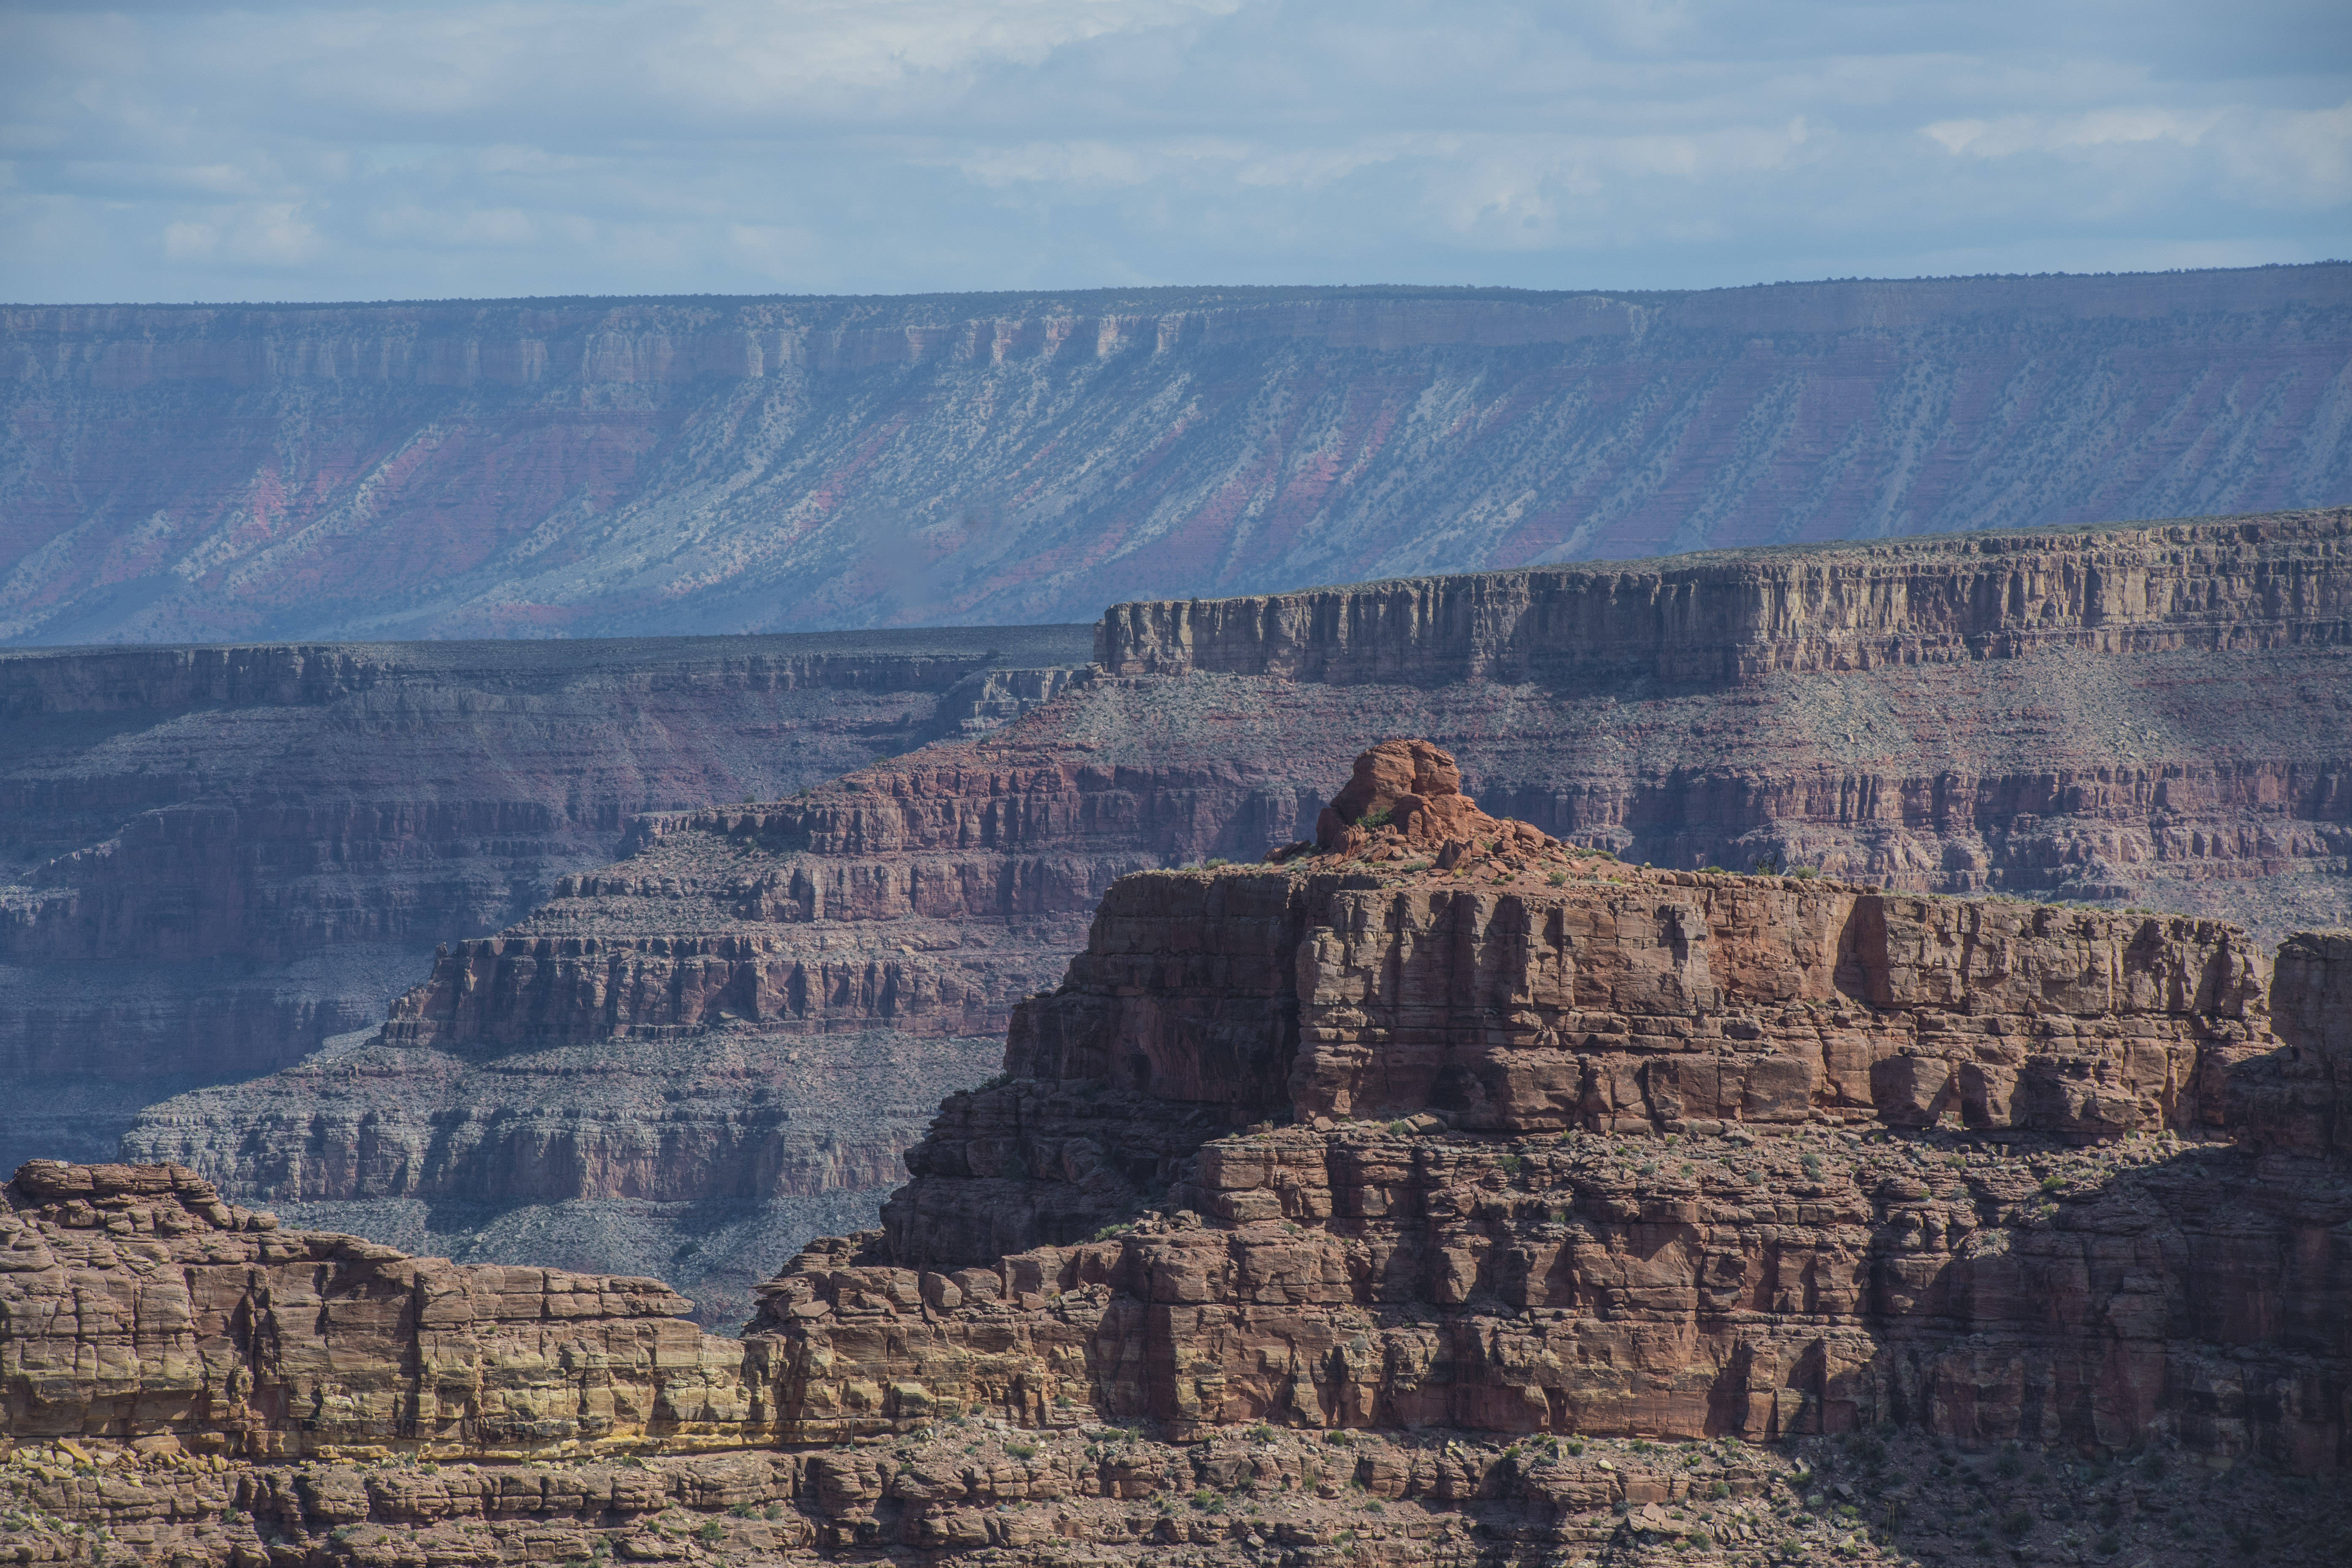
[93,512,2352,1328]
[6,268,2348,644]
[5,774,2349,1561]
[731,751,2349,1480]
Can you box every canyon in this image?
[0,625,1089,1182]
[52,508,2351,1330]
[6,266,2349,645]
[0,750,2345,1564]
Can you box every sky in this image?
[3,0,2349,305]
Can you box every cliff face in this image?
[1096,509,2352,682]
[7,790,2349,1562]
[757,787,2349,1476]
[0,626,1089,1176]
[0,1160,761,1456]
[6,268,2349,644]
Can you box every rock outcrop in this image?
[6,267,2348,644]
[5,750,2350,1565]
[0,1160,761,1456]
[1097,508,2352,683]
[753,747,2349,1477]
[75,511,2352,1328]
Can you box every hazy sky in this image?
[5,0,2349,304]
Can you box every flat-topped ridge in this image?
[1096,507,2352,683]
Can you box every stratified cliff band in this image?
[103,510,2352,1331]
[3,748,2346,1564]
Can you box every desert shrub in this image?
[1498,1154,1523,1175]
[696,1521,723,1543]
[1005,1442,1039,1460]
[2002,1509,2034,1538]
[1358,807,1393,829]
[1387,1120,1412,1136]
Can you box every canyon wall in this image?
[761,831,2349,1473]
[6,267,2349,645]
[57,511,2352,1328]
[8,763,2349,1562]
[1096,509,2352,682]
[0,625,1089,1175]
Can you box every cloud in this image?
[0,0,2345,303]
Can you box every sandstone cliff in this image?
[5,760,2348,1564]
[6,268,2347,644]
[105,516,2352,1331]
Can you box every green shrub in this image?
[1387,1119,1412,1136]
[1005,1442,1039,1459]
[1358,807,1393,829]
[1498,1154,1523,1176]
[2002,1509,2034,1538]
[696,1521,723,1543]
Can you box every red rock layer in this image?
[748,766,2349,1470]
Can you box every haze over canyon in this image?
[5,264,2349,645]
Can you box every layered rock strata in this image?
[751,753,2349,1476]
[1097,508,2352,683]
[0,1161,760,1456]
[121,514,2352,1324]
[0,626,1088,1168]
[7,762,2351,1563]
[7,267,2349,643]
